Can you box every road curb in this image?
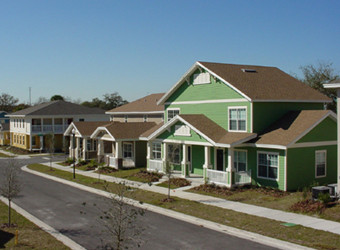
[0,195,86,250]
[22,165,313,250]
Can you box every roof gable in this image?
[158,61,330,105]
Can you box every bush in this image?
[64,158,74,165]
[318,192,331,204]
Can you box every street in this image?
[0,156,277,249]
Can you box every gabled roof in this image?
[106,93,165,114]
[158,61,331,104]
[250,110,336,147]
[64,121,111,137]
[92,122,157,140]
[8,100,106,117]
[148,114,257,147]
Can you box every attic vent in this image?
[241,69,257,73]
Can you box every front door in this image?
[216,149,224,171]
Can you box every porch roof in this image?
[148,114,257,147]
[249,110,336,147]
[92,121,158,140]
[64,121,110,137]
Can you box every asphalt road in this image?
[0,156,277,249]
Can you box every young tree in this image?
[299,62,339,112]
[46,133,55,169]
[0,159,22,227]
[83,182,144,249]
[165,144,181,201]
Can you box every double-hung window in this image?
[152,142,162,160]
[123,143,133,159]
[229,107,246,131]
[258,152,278,179]
[234,150,247,172]
[315,150,326,177]
[167,144,181,164]
[167,109,180,121]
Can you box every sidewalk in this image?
[40,162,340,236]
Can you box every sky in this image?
[0,0,339,104]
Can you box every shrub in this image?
[318,192,331,204]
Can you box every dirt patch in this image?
[290,199,326,214]
[133,170,163,182]
[97,166,118,174]
[162,178,191,188]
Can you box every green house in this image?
[143,61,337,191]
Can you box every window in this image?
[234,150,247,172]
[193,72,210,85]
[79,118,85,122]
[123,143,133,159]
[22,136,25,145]
[124,115,128,123]
[315,150,326,177]
[143,115,147,122]
[152,142,162,160]
[258,152,278,179]
[87,139,91,151]
[167,144,181,164]
[32,136,36,146]
[229,107,246,131]
[167,109,180,121]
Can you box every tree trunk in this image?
[8,199,11,226]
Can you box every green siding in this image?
[287,146,337,191]
[253,102,324,133]
[192,145,204,175]
[297,117,337,143]
[165,102,251,131]
[237,147,286,190]
[166,69,244,103]
[157,122,209,143]
[135,141,147,167]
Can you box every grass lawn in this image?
[188,185,340,223]
[27,163,340,250]
[0,201,69,249]
[0,152,12,157]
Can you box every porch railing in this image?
[149,159,163,172]
[32,125,42,132]
[234,170,252,185]
[108,155,117,168]
[206,169,229,186]
[32,124,68,133]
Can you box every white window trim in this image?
[228,106,247,132]
[214,148,225,171]
[234,149,248,172]
[315,150,327,178]
[257,151,279,181]
[152,142,162,160]
[123,142,134,159]
[167,108,180,122]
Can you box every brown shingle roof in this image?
[9,100,106,116]
[107,93,164,114]
[103,122,157,140]
[73,121,111,136]
[251,110,333,146]
[140,122,164,138]
[179,114,256,146]
[198,62,330,102]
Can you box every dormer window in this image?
[193,72,210,85]
[228,107,247,132]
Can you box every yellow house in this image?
[0,123,10,146]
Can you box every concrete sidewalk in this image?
[41,162,340,236]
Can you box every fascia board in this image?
[229,134,258,147]
[105,111,164,115]
[90,127,116,141]
[287,111,336,147]
[157,63,199,105]
[6,115,26,118]
[242,143,287,150]
[252,99,331,103]
[324,83,340,89]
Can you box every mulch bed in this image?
[290,199,326,214]
[97,166,118,174]
[192,184,289,198]
[163,178,191,188]
[133,170,163,182]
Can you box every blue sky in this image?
[1,0,339,103]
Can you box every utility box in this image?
[312,186,331,200]
[327,184,338,197]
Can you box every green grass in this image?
[27,163,340,250]
[188,186,340,223]
[0,152,12,157]
[96,167,154,183]
[156,182,178,189]
[0,200,69,249]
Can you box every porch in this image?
[32,118,72,134]
[147,142,252,188]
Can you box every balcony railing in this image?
[31,124,69,133]
[148,159,163,172]
[234,170,252,185]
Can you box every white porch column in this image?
[115,141,122,158]
[163,142,167,172]
[227,148,233,187]
[181,144,187,177]
[82,138,87,160]
[75,137,80,160]
[147,141,151,159]
[203,146,210,179]
[98,140,103,155]
[69,136,73,158]
[29,135,32,151]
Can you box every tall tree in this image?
[81,92,128,110]
[0,93,19,112]
[299,62,339,112]
[50,95,64,101]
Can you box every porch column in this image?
[227,148,233,187]
[69,136,73,158]
[115,141,122,168]
[29,134,32,151]
[82,138,87,161]
[203,146,210,179]
[146,141,151,171]
[181,144,187,177]
[75,137,80,160]
[162,142,167,172]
